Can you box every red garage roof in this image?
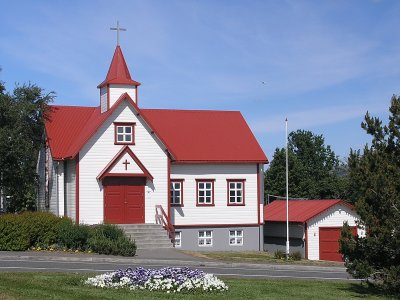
[264,200,352,223]
[45,97,268,163]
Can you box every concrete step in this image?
[136,242,173,249]
[117,223,174,249]
[118,224,164,230]
[123,230,171,236]
[127,235,170,241]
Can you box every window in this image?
[229,230,243,245]
[114,122,135,145]
[170,180,183,206]
[227,180,245,205]
[198,230,213,246]
[196,179,215,206]
[174,231,181,247]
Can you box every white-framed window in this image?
[227,180,245,205]
[196,180,214,206]
[174,231,181,248]
[114,123,135,144]
[170,180,183,206]
[229,230,243,245]
[198,230,213,246]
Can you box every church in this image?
[37,36,268,251]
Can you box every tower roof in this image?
[97,46,141,88]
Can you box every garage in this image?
[264,199,363,261]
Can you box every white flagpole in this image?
[285,118,290,259]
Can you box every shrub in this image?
[55,218,91,250]
[19,212,61,247]
[0,214,30,250]
[274,249,286,259]
[0,213,136,256]
[289,251,302,261]
[88,224,136,257]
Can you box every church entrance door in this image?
[103,177,145,224]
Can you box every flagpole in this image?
[285,118,290,260]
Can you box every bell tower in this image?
[98,22,141,113]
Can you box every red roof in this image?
[97,46,141,88]
[45,98,268,163]
[141,109,268,163]
[264,200,352,223]
[45,105,97,159]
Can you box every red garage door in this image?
[319,227,357,261]
[104,177,145,224]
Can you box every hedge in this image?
[0,212,136,256]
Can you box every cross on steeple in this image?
[110,21,127,46]
[122,159,130,171]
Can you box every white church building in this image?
[37,43,268,251]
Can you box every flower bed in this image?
[84,267,228,293]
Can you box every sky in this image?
[1,0,399,161]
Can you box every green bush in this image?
[55,218,91,250]
[0,214,30,250]
[88,224,136,256]
[19,212,61,247]
[289,251,302,261]
[0,213,136,256]
[274,249,286,259]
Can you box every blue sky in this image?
[1,0,399,161]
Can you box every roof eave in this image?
[172,159,269,164]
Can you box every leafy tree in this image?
[0,80,54,212]
[340,96,400,294]
[265,130,347,201]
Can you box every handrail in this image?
[155,205,175,246]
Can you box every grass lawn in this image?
[0,272,390,300]
[182,251,344,266]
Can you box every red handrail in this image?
[155,205,175,246]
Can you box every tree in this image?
[265,130,347,200]
[340,96,400,294]
[0,80,54,212]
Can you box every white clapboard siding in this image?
[79,101,168,225]
[109,85,136,107]
[171,164,258,225]
[57,162,64,216]
[100,87,107,113]
[307,204,360,260]
[65,158,76,221]
[109,152,143,174]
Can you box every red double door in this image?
[103,177,145,224]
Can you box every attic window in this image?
[114,122,135,145]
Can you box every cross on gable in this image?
[110,21,127,46]
[122,159,130,170]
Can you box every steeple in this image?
[98,46,141,113]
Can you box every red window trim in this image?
[114,122,136,145]
[226,179,246,206]
[196,179,215,207]
[170,179,184,207]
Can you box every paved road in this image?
[0,251,356,281]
